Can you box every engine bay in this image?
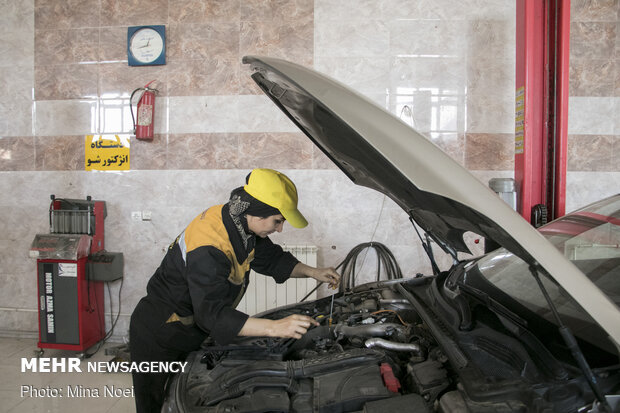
[164,277,619,413]
[167,283,441,412]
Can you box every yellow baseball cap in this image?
[244,169,308,228]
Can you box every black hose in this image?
[339,242,403,292]
[300,242,403,301]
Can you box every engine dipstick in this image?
[329,293,335,326]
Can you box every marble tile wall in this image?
[568,0,620,177]
[0,0,618,338]
[566,0,620,217]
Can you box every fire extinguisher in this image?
[130,80,158,140]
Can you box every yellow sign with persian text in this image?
[85,135,130,171]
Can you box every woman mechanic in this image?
[129,168,341,412]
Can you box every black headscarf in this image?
[227,186,281,248]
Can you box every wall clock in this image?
[127,25,166,66]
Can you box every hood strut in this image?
[528,265,610,412]
[409,214,457,275]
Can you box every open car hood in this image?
[243,56,620,345]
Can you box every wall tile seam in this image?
[570,17,620,23]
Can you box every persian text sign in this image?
[85,135,130,171]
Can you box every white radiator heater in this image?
[237,245,318,316]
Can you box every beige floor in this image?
[0,337,135,413]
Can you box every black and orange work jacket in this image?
[145,203,299,345]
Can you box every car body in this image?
[162,57,620,413]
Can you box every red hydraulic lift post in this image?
[515,0,570,225]
[551,0,570,220]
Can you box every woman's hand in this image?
[270,314,319,339]
[309,267,340,290]
[239,315,318,339]
[291,262,341,290]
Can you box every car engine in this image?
[164,277,620,413]
[165,281,455,413]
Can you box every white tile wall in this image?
[568,97,620,135]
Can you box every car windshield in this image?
[473,195,620,353]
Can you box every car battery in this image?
[29,196,123,355]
